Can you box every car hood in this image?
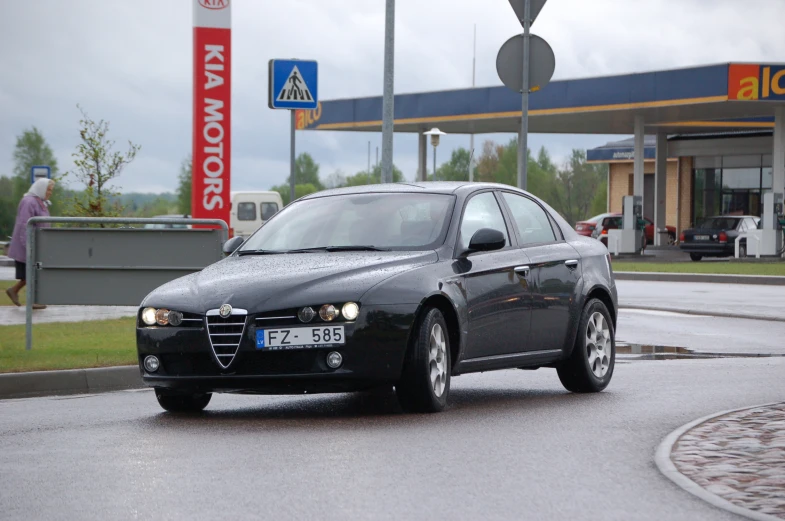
[141,251,438,313]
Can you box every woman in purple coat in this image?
[5,178,55,308]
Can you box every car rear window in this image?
[698,217,739,230]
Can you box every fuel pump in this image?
[760,192,784,256]
[617,195,644,254]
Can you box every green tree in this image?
[433,148,471,181]
[271,183,320,206]
[549,149,606,225]
[176,155,192,215]
[590,178,608,216]
[63,105,140,220]
[473,140,558,202]
[284,153,323,190]
[0,176,16,239]
[344,164,404,186]
[11,127,69,215]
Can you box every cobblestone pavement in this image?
[671,402,785,519]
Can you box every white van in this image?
[230,191,284,239]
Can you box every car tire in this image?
[739,243,747,258]
[556,299,615,393]
[690,253,703,262]
[668,233,676,246]
[395,307,450,413]
[155,389,212,413]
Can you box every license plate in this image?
[694,235,710,240]
[256,326,345,351]
[576,225,584,231]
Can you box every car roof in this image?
[299,181,535,200]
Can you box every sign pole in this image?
[381,0,395,184]
[518,0,531,191]
[290,110,296,204]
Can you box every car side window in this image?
[261,202,279,221]
[501,192,557,245]
[237,202,256,221]
[459,192,509,251]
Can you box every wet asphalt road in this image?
[617,308,785,355]
[616,280,785,320]
[2,356,784,521]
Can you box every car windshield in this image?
[698,217,739,230]
[238,192,455,252]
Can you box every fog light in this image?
[298,306,315,323]
[144,355,160,373]
[142,307,157,326]
[326,351,343,369]
[342,302,359,321]
[319,304,338,321]
[155,308,170,326]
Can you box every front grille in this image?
[206,310,247,368]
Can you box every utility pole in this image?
[469,24,476,182]
[381,0,395,183]
[517,0,531,191]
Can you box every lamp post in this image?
[423,128,447,180]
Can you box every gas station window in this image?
[763,167,773,189]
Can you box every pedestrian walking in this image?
[5,178,55,309]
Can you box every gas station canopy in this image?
[295,63,785,135]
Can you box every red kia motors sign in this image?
[193,0,231,228]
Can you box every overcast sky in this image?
[2,0,785,193]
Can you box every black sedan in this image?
[679,215,760,261]
[137,182,618,413]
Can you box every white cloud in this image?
[1,0,784,191]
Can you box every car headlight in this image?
[341,302,359,321]
[155,308,170,326]
[142,307,157,326]
[319,304,338,321]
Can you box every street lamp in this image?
[423,128,447,180]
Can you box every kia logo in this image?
[199,0,229,10]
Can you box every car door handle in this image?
[514,265,530,276]
[564,259,579,269]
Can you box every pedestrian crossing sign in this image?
[268,59,319,110]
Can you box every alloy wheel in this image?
[586,312,611,378]
[428,323,447,397]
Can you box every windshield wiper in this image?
[324,245,391,252]
[236,249,288,256]
[282,245,391,253]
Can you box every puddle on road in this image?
[616,343,785,361]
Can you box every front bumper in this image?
[136,304,417,394]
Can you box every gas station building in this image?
[297,62,785,250]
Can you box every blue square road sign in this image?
[268,59,318,110]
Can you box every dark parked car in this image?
[679,215,760,261]
[137,182,618,414]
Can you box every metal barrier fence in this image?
[25,217,229,350]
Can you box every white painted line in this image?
[654,401,785,521]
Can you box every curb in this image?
[0,365,144,400]
[654,401,785,521]
[615,271,785,286]
[620,305,785,323]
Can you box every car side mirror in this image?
[465,228,506,255]
[223,236,245,255]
